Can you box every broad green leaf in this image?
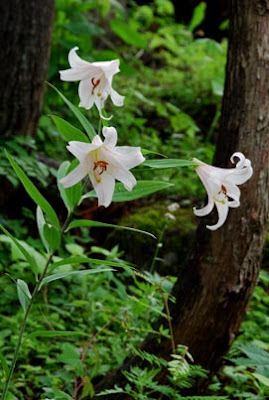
[47,82,96,140]
[40,268,114,288]
[49,256,131,272]
[67,220,156,239]
[57,161,82,212]
[6,151,60,229]
[0,225,39,276]
[36,206,49,253]
[26,330,89,340]
[82,181,173,203]
[43,224,61,252]
[0,349,9,377]
[110,19,147,48]
[188,2,207,32]
[143,159,197,169]
[17,279,31,314]
[51,115,89,142]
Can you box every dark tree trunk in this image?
[0,0,54,137]
[95,0,269,396]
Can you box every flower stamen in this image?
[94,160,109,175]
[91,77,101,95]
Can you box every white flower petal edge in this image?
[193,152,253,231]
[59,47,124,116]
[60,126,145,208]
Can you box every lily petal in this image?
[60,163,87,188]
[67,140,101,161]
[103,126,118,147]
[206,200,229,231]
[93,59,120,78]
[91,172,115,208]
[193,197,214,217]
[59,67,91,82]
[111,147,145,169]
[68,47,91,68]
[111,167,137,191]
[110,87,125,107]
[78,80,95,110]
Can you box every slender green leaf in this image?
[50,115,89,142]
[40,268,114,288]
[82,181,173,203]
[47,82,96,140]
[17,279,31,314]
[143,159,197,169]
[49,256,130,272]
[67,219,156,239]
[6,151,60,229]
[26,330,90,340]
[142,148,167,158]
[0,225,39,276]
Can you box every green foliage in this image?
[2,1,268,400]
[0,136,51,188]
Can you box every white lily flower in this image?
[59,47,124,116]
[60,126,145,207]
[193,152,253,231]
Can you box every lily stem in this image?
[1,212,73,400]
[1,252,54,400]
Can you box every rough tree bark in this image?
[0,0,54,137]
[96,0,269,396]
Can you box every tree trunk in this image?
[95,0,269,395]
[0,0,54,137]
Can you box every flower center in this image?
[93,160,109,183]
[214,184,228,204]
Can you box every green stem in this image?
[149,226,165,274]
[1,253,53,399]
[2,212,73,399]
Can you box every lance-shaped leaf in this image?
[40,268,114,288]
[6,151,60,229]
[49,256,131,272]
[47,82,96,140]
[66,219,156,239]
[51,115,89,142]
[82,180,173,203]
[143,159,197,169]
